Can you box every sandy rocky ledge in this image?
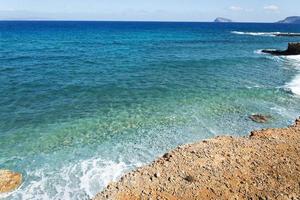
[94,118,300,200]
[0,170,22,194]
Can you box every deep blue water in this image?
[1,21,300,199]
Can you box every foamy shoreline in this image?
[94,118,300,199]
[284,55,300,96]
[254,51,300,97]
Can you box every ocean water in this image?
[1,21,300,199]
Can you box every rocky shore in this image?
[262,42,300,56]
[94,118,300,200]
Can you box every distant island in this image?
[213,16,300,24]
[214,17,233,23]
[277,16,300,24]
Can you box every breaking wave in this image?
[231,31,280,37]
[3,158,142,200]
[253,49,300,96]
[284,55,300,96]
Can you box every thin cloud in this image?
[263,5,279,12]
[229,6,253,12]
[229,6,243,11]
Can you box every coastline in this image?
[94,118,300,200]
[1,21,300,199]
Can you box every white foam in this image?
[0,183,24,199]
[283,55,300,96]
[231,31,280,37]
[286,74,300,96]
[79,158,140,198]
[255,51,300,97]
[254,49,266,55]
[284,55,300,66]
[6,158,142,200]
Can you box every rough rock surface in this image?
[94,118,300,200]
[262,42,300,56]
[0,170,22,193]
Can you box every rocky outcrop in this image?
[274,33,300,37]
[214,17,232,23]
[94,118,300,200]
[277,16,300,24]
[0,170,22,193]
[262,42,300,56]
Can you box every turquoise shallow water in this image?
[1,21,300,199]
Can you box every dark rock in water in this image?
[274,33,300,37]
[277,16,300,24]
[214,17,232,23]
[249,114,270,123]
[262,43,300,56]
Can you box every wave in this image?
[283,55,300,96]
[4,157,142,200]
[232,31,300,37]
[254,49,267,55]
[254,50,287,64]
[286,74,300,96]
[231,31,280,37]
[254,50,300,96]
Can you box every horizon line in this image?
[0,19,278,24]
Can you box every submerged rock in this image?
[262,42,300,56]
[249,114,270,123]
[0,170,22,193]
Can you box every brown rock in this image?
[0,170,22,193]
[94,118,300,200]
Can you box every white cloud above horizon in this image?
[229,6,253,12]
[229,6,243,11]
[263,5,280,12]
[0,0,299,22]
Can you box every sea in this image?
[0,21,300,199]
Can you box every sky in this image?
[0,0,299,22]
